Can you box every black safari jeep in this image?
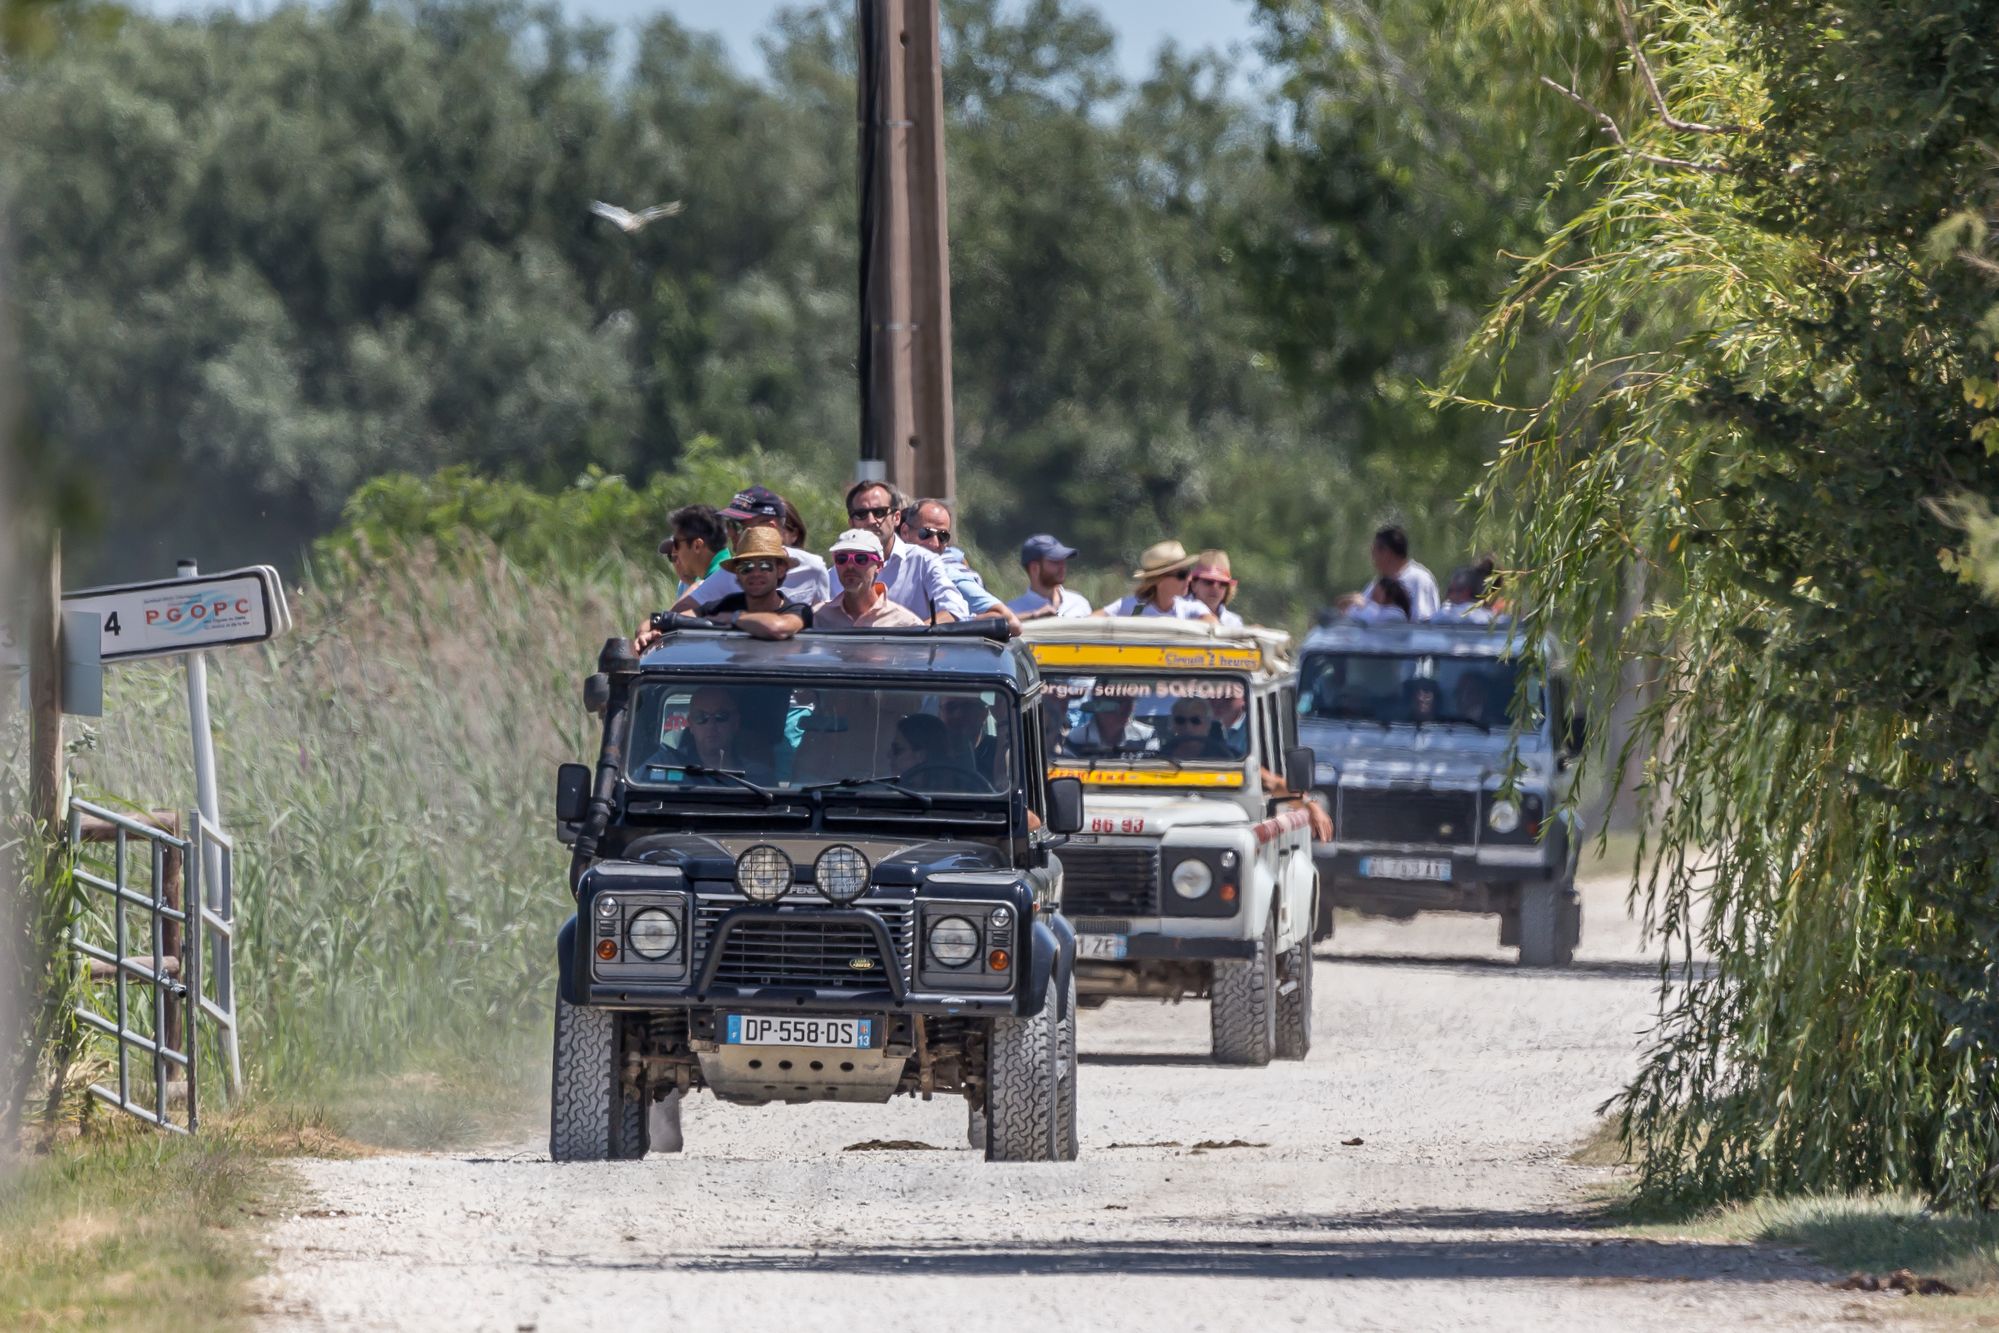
[551,621,1086,1162]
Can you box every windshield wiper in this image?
[666,765,777,804]
[801,775,933,810]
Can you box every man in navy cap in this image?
[673,485,830,610]
[1007,534,1091,620]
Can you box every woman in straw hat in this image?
[1188,550,1244,628]
[1093,540,1217,621]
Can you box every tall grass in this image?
[73,545,660,1089]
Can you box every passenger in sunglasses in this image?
[898,497,1022,636]
[813,529,927,628]
[1162,698,1227,760]
[841,480,967,622]
[693,527,812,640]
[1094,540,1216,621]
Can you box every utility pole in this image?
[856,0,956,502]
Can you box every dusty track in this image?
[258,876,1895,1331]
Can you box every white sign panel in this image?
[63,568,286,664]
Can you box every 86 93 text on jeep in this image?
[550,621,1085,1162]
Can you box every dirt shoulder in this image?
[256,875,1900,1331]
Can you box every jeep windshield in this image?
[626,679,1015,798]
[1298,652,1538,732]
[1040,672,1250,765]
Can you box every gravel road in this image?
[258,875,1895,1331]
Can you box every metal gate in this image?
[66,800,239,1133]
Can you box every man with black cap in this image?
[1007,534,1092,620]
[674,485,830,611]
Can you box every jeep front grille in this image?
[696,897,915,990]
[1338,787,1478,846]
[1059,846,1160,917]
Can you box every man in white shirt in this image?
[1362,525,1439,621]
[1007,534,1092,619]
[842,480,966,622]
[675,486,831,609]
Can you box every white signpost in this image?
[55,560,292,1097]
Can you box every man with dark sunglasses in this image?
[842,480,966,622]
[899,497,1021,635]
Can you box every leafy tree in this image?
[1465,0,1999,1208]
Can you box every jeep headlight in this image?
[626,908,680,961]
[1170,858,1214,899]
[927,915,980,968]
[736,845,794,902]
[1487,799,1521,835]
[814,845,870,904]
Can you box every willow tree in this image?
[1460,0,1999,1208]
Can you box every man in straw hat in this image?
[1093,540,1217,621]
[1188,549,1244,628]
[695,525,814,640]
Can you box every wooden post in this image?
[857,0,956,502]
[26,531,60,843]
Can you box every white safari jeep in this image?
[1022,618,1318,1065]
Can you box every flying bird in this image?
[589,199,685,233]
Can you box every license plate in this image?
[1076,933,1129,960]
[1360,856,1452,882]
[724,1015,874,1048]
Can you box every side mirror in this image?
[583,673,610,715]
[556,762,591,823]
[1284,746,1316,796]
[1045,776,1085,836]
[1565,714,1586,756]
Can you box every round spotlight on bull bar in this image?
[735,845,794,902]
[814,845,871,904]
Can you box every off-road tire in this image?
[1274,932,1313,1061]
[1518,879,1581,968]
[1056,969,1080,1161]
[1312,877,1336,943]
[1211,914,1277,1066]
[550,996,648,1161]
[984,979,1060,1162]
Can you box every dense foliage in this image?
[3,0,1566,603]
[1467,0,1999,1207]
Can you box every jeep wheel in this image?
[1055,969,1080,1161]
[1518,878,1581,968]
[550,995,647,1162]
[1211,914,1277,1066]
[984,978,1060,1162]
[1274,932,1313,1061]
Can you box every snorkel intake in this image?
[569,636,641,894]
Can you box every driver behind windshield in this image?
[1070,694,1157,755]
[1405,678,1441,724]
[668,686,777,783]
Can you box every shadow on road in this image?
[664,1233,1805,1283]
[1325,951,1682,981]
[1078,1052,1218,1068]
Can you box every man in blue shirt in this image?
[899,497,1021,636]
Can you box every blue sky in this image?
[136,0,1269,83]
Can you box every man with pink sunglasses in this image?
[813,529,927,629]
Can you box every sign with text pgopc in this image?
[62,567,288,664]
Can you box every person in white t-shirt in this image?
[1094,540,1216,621]
[1188,549,1245,628]
[1006,534,1093,619]
[1361,524,1439,620]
